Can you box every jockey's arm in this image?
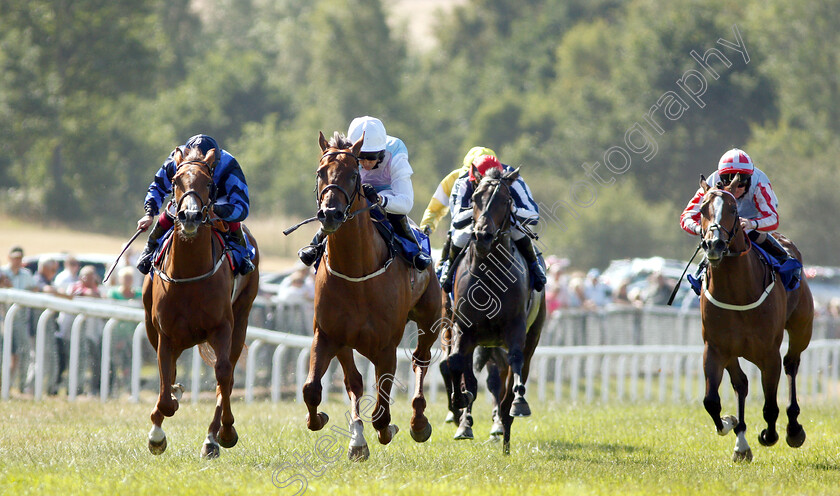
[143,158,177,217]
[750,181,780,231]
[420,168,463,233]
[378,155,414,215]
[212,156,250,222]
[679,188,704,235]
[510,179,539,226]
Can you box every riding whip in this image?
[666,242,703,306]
[103,228,144,284]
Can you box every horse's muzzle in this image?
[177,209,202,236]
[702,238,727,266]
[318,207,346,233]
[474,230,494,256]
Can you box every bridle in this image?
[314,150,378,224]
[174,160,216,226]
[472,177,513,246]
[700,190,741,257]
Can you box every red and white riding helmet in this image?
[469,154,503,182]
[717,148,754,175]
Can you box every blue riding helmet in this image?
[185,134,221,166]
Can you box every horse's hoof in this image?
[218,426,238,449]
[490,420,505,437]
[201,440,220,459]
[786,424,806,448]
[410,422,432,443]
[718,415,738,436]
[307,411,329,431]
[444,411,458,423]
[171,383,184,402]
[379,424,399,445]
[148,436,167,455]
[348,444,370,462]
[454,425,474,440]
[732,448,753,463]
[758,429,778,447]
[510,398,531,417]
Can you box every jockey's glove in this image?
[362,183,380,204]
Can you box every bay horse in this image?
[142,146,260,458]
[302,132,442,461]
[697,175,813,462]
[444,167,545,454]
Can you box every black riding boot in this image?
[439,244,464,293]
[136,220,169,275]
[436,235,452,279]
[298,229,326,267]
[514,236,547,292]
[230,228,256,275]
[390,214,432,270]
[753,231,801,285]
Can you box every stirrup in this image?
[238,258,256,276]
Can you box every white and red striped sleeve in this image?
[680,188,704,235]
[751,180,779,231]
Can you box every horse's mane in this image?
[485,168,503,180]
[329,132,353,150]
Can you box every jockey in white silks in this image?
[297,116,431,270]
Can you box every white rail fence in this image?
[2,288,839,405]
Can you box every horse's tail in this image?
[198,341,248,367]
[198,343,217,367]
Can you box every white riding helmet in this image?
[347,116,387,153]
[717,148,754,175]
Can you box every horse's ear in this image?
[503,167,520,183]
[173,147,185,166]
[350,132,364,157]
[318,131,329,153]
[203,147,216,167]
[699,175,710,193]
[470,164,482,184]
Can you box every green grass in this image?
[1,396,840,495]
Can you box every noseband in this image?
[315,150,377,225]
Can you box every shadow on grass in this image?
[538,439,651,464]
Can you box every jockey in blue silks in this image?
[297,116,432,271]
[438,154,547,293]
[135,134,255,276]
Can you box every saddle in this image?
[152,227,240,276]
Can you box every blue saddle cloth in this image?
[152,227,253,276]
[686,242,802,296]
[369,207,431,263]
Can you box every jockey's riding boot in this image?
[757,232,801,284]
[298,229,326,267]
[439,244,464,293]
[230,228,255,275]
[436,235,452,279]
[393,215,432,271]
[514,236,546,292]
[136,220,168,275]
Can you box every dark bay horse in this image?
[302,132,442,461]
[142,146,260,458]
[698,176,813,462]
[444,167,545,454]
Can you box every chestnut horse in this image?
[697,176,813,462]
[444,167,545,454]
[142,146,260,458]
[302,132,442,461]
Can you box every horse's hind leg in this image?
[726,361,752,463]
[757,354,781,447]
[302,329,336,432]
[149,335,179,455]
[371,351,400,445]
[505,323,531,417]
[336,347,369,461]
[203,325,235,459]
[485,351,507,438]
[784,310,812,448]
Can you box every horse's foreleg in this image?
[498,362,516,455]
[149,333,178,455]
[336,348,368,462]
[726,361,752,463]
[758,355,781,447]
[703,346,732,435]
[486,359,505,438]
[783,352,806,447]
[303,330,335,432]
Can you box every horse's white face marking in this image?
[149,425,165,443]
